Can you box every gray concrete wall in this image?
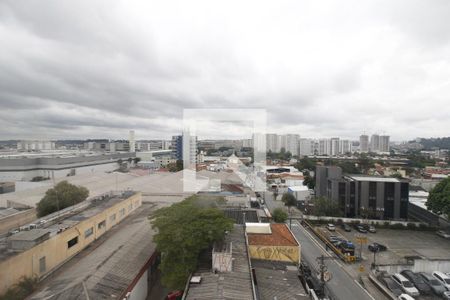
[378,259,450,274]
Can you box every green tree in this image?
[426,177,450,219]
[168,160,184,172]
[150,196,234,290]
[312,196,343,217]
[303,170,315,189]
[338,161,360,174]
[0,276,38,300]
[282,192,297,228]
[281,193,297,213]
[36,181,89,217]
[295,156,316,171]
[272,208,288,223]
[357,154,373,174]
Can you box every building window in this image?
[109,214,116,223]
[98,220,106,230]
[369,182,377,209]
[128,204,133,212]
[39,256,46,273]
[67,236,78,248]
[84,227,93,238]
[400,183,409,201]
[119,208,125,217]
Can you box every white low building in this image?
[287,185,311,203]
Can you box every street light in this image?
[372,247,379,270]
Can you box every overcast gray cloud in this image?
[0,0,449,141]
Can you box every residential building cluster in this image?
[359,134,390,153]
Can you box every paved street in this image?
[290,222,374,300]
[263,191,374,300]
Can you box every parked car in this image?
[432,271,450,290]
[327,224,336,231]
[391,273,420,297]
[400,270,431,295]
[368,243,387,252]
[398,294,415,300]
[328,235,339,241]
[381,276,403,296]
[341,223,351,232]
[356,225,367,233]
[444,291,450,300]
[368,225,376,233]
[338,241,355,256]
[329,236,344,245]
[419,272,447,296]
[436,230,450,239]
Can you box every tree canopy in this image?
[168,160,183,172]
[294,156,316,171]
[281,192,297,211]
[272,208,288,223]
[267,148,292,161]
[303,170,315,189]
[149,195,234,290]
[312,196,343,217]
[426,177,450,219]
[37,181,89,217]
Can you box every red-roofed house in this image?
[246,223,301,264]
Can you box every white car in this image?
[444,291,450,300]
[433,271,450,290]
[391,273,420,296]
[398,294,415,300]
[326,224,336,231]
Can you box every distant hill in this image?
[416,137,450,150]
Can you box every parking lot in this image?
[335,225,450,300]
[336,227,450,264]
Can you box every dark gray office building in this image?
[316,166,409,220]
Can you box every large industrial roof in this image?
[28,202,158,300]
[8,229,49,241]
[0,191,137,261]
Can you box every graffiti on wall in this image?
[250,246,298,263]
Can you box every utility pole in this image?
[372,248,378,269]
[289,207,292,229]
[316,255,336,297]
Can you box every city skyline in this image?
[1,1,450,140]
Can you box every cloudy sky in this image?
[1,0,449,141]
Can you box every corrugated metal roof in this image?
[185,225,254,300]
[252,260,308,300]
